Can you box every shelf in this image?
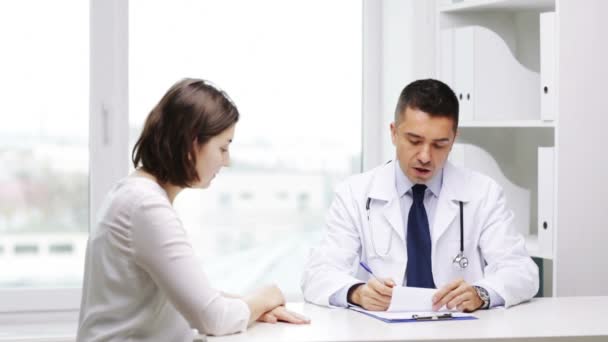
[459,120,555,128]
[525,235,552,260]
[439,0,555,13]
[525,234,539,257]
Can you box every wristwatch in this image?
[473,286,490,309]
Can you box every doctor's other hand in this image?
[257,306,311,324]
[348,277,396,311]
[431,278,483,312]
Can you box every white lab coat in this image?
[302,160,538,308]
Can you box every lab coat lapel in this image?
[432,162,471,245]
[367,161,405,244]
[432,192,459,245]
[381,198,405,244]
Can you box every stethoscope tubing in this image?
[459,201,464,254]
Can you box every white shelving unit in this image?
[438,0,554,13]
[459,120,554,128]
[435,0,608,298]
[435,0,557,294]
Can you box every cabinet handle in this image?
[543,221,548,230]
[466,93,471,100]
[459,93,463,100]
[101,104,110,146]
[543,86,549,94]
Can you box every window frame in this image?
[0,0,129,315]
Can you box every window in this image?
[0,0,89,290]
[129,0,362,298]
[0,1,363,315]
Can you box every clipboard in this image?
[348,306,477,323]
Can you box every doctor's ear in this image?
[450,129,459,148]
[390,122,397,146]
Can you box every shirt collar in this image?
[394,161,443,198]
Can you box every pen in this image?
[359,261,377,279]
[359,262,396,288]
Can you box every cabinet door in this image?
[454,26,475,121]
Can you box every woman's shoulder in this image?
[122,177,180,223]
[99,176,172,222]
[116,176,169,203]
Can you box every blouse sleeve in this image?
[130,195,250,336]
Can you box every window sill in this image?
[0,310,77,342]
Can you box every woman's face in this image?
[192,124,235,188]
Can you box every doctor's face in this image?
[391,107,456,184]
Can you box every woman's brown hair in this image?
[132,78,239,187]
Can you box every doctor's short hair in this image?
[131,78,239,187]
[394,79,459,132]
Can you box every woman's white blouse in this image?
[77,177,249,341]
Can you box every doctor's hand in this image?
[432,278,483,312]
[257,305,311,324]
[348,278,396,311]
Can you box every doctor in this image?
[302,79,538,312]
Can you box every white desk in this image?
[208,297,608,342]
[2,297,606,342]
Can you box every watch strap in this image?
[473,285,490,309]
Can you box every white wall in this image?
[555,0,608,296]
[362,0,436,170]
[362,0,383,171]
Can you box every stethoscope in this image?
[365,197,469,269]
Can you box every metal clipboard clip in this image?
[411,313,454,321]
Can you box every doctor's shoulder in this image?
[334,164,381,197]
[455,164,506,203]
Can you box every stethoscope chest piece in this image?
[452,252,469,269]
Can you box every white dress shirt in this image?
[77,176,249,341]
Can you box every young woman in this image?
[77,78,308,341]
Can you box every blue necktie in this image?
[406,184,436,288]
